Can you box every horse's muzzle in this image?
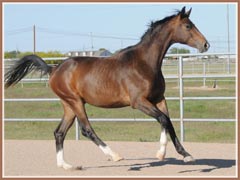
[200,41,210,53]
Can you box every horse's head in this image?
[171,7,210,53]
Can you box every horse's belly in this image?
[85,95,130,108]
[81,87,130,108]
[88,100,130,108]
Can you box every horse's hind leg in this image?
[54,101,76,170]
[132,97,194,162]
[71,100,123,162]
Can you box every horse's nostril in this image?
[204,42,210,50]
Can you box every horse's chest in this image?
[147,75,166,103]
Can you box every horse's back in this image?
[49,56,131,108]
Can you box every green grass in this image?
[4,121,236,143]
[4,100,235,119]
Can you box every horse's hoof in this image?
[75,166,83,170]
[156,150,165,161]
[59,164,83,171]
[58,162,79,170]
[62,163,74,170]
[112,154,124,162]
[183,155,195,163]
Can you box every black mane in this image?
[141,11,181,41]
[118,10,182,54]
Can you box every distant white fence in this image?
[4,53,236,142]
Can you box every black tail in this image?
[5,54,52,88]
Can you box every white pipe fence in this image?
[4,53,236,142]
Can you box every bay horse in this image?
[5,7,209,170]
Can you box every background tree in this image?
[4,51,65,59]
[169,47,190,54]
[4,50,20,58]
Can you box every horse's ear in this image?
[180,6,186,18]
[185,8,192,17]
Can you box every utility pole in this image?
[226,4,230,73]
[90,32,93,51]
[33,25,36,54]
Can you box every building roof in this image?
[67,49,112,57]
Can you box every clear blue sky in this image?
[3,3,237,54]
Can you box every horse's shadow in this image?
[127,158,236,173]
[85,157,236,174]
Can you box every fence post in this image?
[203,62,206,87]
[179,56,184,142]
[75,118,80,140]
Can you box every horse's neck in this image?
[139,28,173,73]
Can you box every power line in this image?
[37,26,139,41]
[33,25,36,54]
[5,26,32,35]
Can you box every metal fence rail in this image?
[5,118,236,122]
[4,53,237,142]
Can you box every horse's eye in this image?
[186,24,192,30]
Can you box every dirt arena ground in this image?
[4,140,237,177]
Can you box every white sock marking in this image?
[159,128,168,155]
[99,145,123,161]
[56,149,73,170]
[99,145,115,157]
[57,149,64,166]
